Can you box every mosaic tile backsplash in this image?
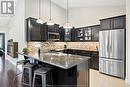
[27,42,99,54]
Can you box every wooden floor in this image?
[0,56,19,87]
[1,55,130,87]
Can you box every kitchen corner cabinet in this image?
[100,15,126,30]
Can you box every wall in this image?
[7,0,26,53]
[25,0,66,26]
[69,6,125,28]
[126,0,130,84]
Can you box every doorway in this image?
[0,33,5,56]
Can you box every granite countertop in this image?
[18,52,90,69]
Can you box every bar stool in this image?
[21,63,38,87]
[32,67,53,87]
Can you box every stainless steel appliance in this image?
[99,29,125,79]
[48,32,60,41]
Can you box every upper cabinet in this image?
[100,15,126,30]
[91,25,101,41]
[74,25,101,42]
[113,16,126,29]
[26,17,45,41]
[26,17,60,42]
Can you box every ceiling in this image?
[52,0,125,8]
[0,0,125,28]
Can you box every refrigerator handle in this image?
[107,31,109,56]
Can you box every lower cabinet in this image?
[89,52,99,70]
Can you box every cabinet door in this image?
[48,24,59,33]
[84,27,92,41]
[41,25,48,41]
[91,52,99,70]
[100,19,111,29]
[59,28,65,41]
[91,25,101,41]
[71,28,77,41]
[113,16,126,29]
[26,17,42,41]
[31,21,42,41]
[77,28,84,41]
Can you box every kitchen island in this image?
[18,52,90,87]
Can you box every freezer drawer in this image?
[99,58,124,79]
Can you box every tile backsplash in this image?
[27,42,99,54]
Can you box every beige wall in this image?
[69,6,125,28]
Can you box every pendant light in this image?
[63,0,73,29]
[37,0,44,24]
[47,0,54,25]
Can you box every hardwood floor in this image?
[0,56,19,87]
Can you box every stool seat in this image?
[16,60,29,65]
[23,63,36,68]
[34,67,51,74]
[32,67,53,87]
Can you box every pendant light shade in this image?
[63,22,73,29]
[47,0,54,25]
[37,0,44,24]
[63,0,73,29]
[37,18,44,24]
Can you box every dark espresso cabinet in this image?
[26,17,47,41]
[91,25,101,41]
[26,17,60,42]
[100,15,126,30]
[74,25,101,42]
[113,16,126,29]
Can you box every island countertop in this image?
[18,52,90,69]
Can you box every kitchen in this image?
[0,0,129,87]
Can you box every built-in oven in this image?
[48,32,60,41]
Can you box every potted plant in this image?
[22,48,29,60]
[22,48,29,54]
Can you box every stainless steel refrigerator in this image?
[99,29,125,79]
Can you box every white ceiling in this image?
[52,0,125,8]
[0,0,125,28]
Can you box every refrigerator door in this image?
[99,58,124,79]
[99,31,109,58]
[109,29,124,60]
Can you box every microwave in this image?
[48,32,60,41]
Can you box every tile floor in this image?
[90,69,130,87]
